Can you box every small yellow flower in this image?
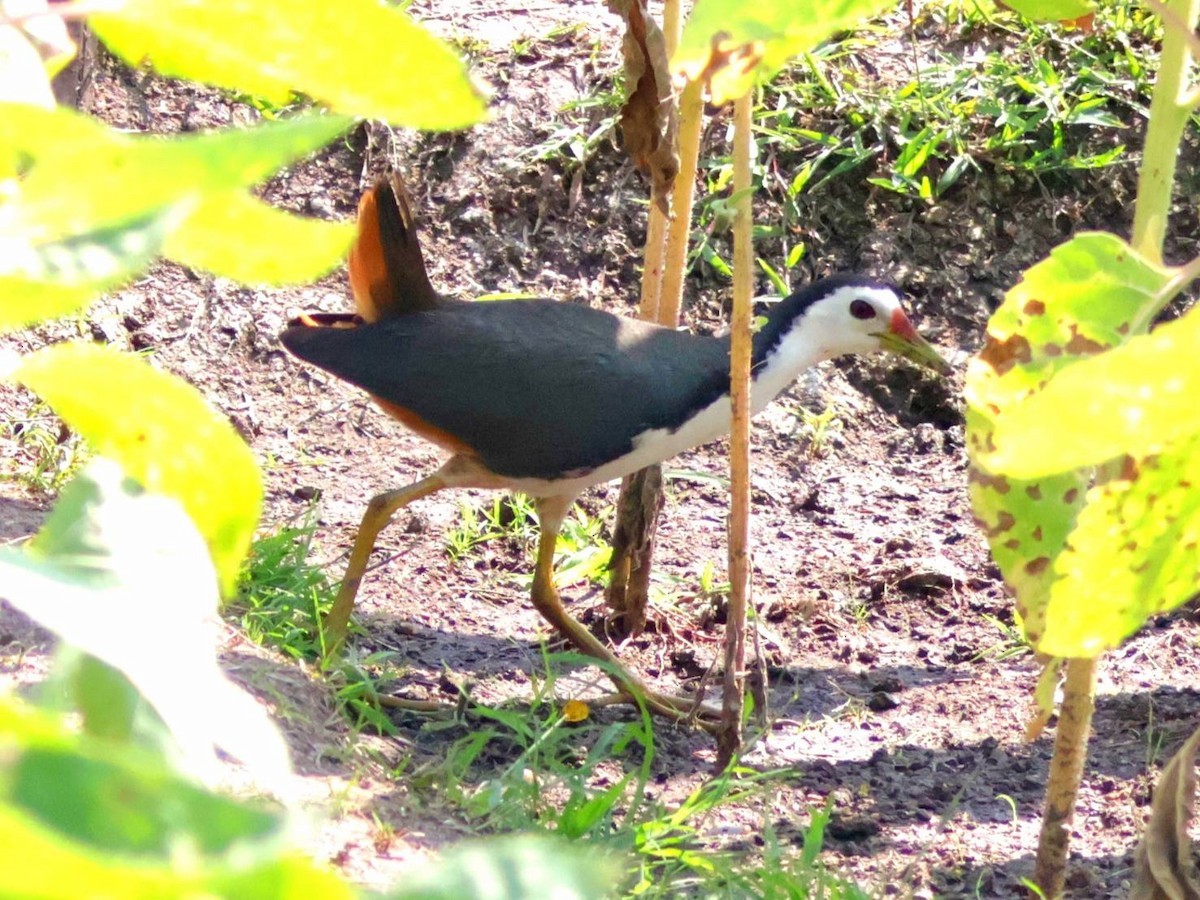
[562,699,590,723]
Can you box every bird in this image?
[280,172,949,727]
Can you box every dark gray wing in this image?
[281,299,731,479]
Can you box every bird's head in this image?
[795,277,950,375]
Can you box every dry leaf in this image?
[689,32,765,108]
[1131,724,1200,900]
[606,0,678,214]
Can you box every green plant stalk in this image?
[717,90,755,770]
[1130,0,1200,263]
[1033,656,1097,899]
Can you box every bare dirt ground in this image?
[3,3,1200,898]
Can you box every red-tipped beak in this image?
[890,308,920,341]
[877,309,950,374]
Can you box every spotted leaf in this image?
[965,232,1174,651]
[982,302,1200,477]
[1040,433,1200,656]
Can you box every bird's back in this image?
[282,299,730,479]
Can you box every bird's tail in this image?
[348,171,440,322]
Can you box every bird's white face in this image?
[805,284,949,372]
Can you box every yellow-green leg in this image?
[532,497,720,730]
[323,474,445,656]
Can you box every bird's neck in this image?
[735,303,833,413]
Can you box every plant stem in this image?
[1033,655,1097,898]
[636,0,681,320]
[717,90,754,769]
[658,78,704,328]
[1130,0,1200,263]
[609,0,685,633]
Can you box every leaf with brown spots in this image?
[606,0,677,213]
[965,232,1173,653]
[1039,432,1200,656]
[983,301,1200,478]
[978,333,1033,377]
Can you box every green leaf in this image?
[1040,433,1200,657]
[396,834,620,900]
[0,460,287,789]
[981,303,1200,477]
[965,232,1173,651]
[0,697,352,899]
[676,0,896,104]
[0,204,184,330]
[997,0,1094,21]
[14,343,262,595]
[164,190,354,284]
[90,0,486,129]
[0,104,351,326]
[71,654,140,742]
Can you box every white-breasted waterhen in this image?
[281,172,949,726]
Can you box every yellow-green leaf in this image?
[982,302,1200,478]
[965,232,1173,650]
[13,344,262,595]
[6,105,351,241]
[1040,433,1200,657]
[0,104,350,326]
[0,204,184,330]
[164,190,354,284]
[998,0,1094,22]
[676,0,896,104]
[90,0,486,129]
[0,101,110,182]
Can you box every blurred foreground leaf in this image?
[0,696,349,899]
[0,460,284,785]
[91,0,486,128]
[0,104,351,327]
[15,344,262,595]
[676,0,896,104]
[396,834,620,900]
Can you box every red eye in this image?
[850,299,876,320]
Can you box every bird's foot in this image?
[590,687,723,733]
